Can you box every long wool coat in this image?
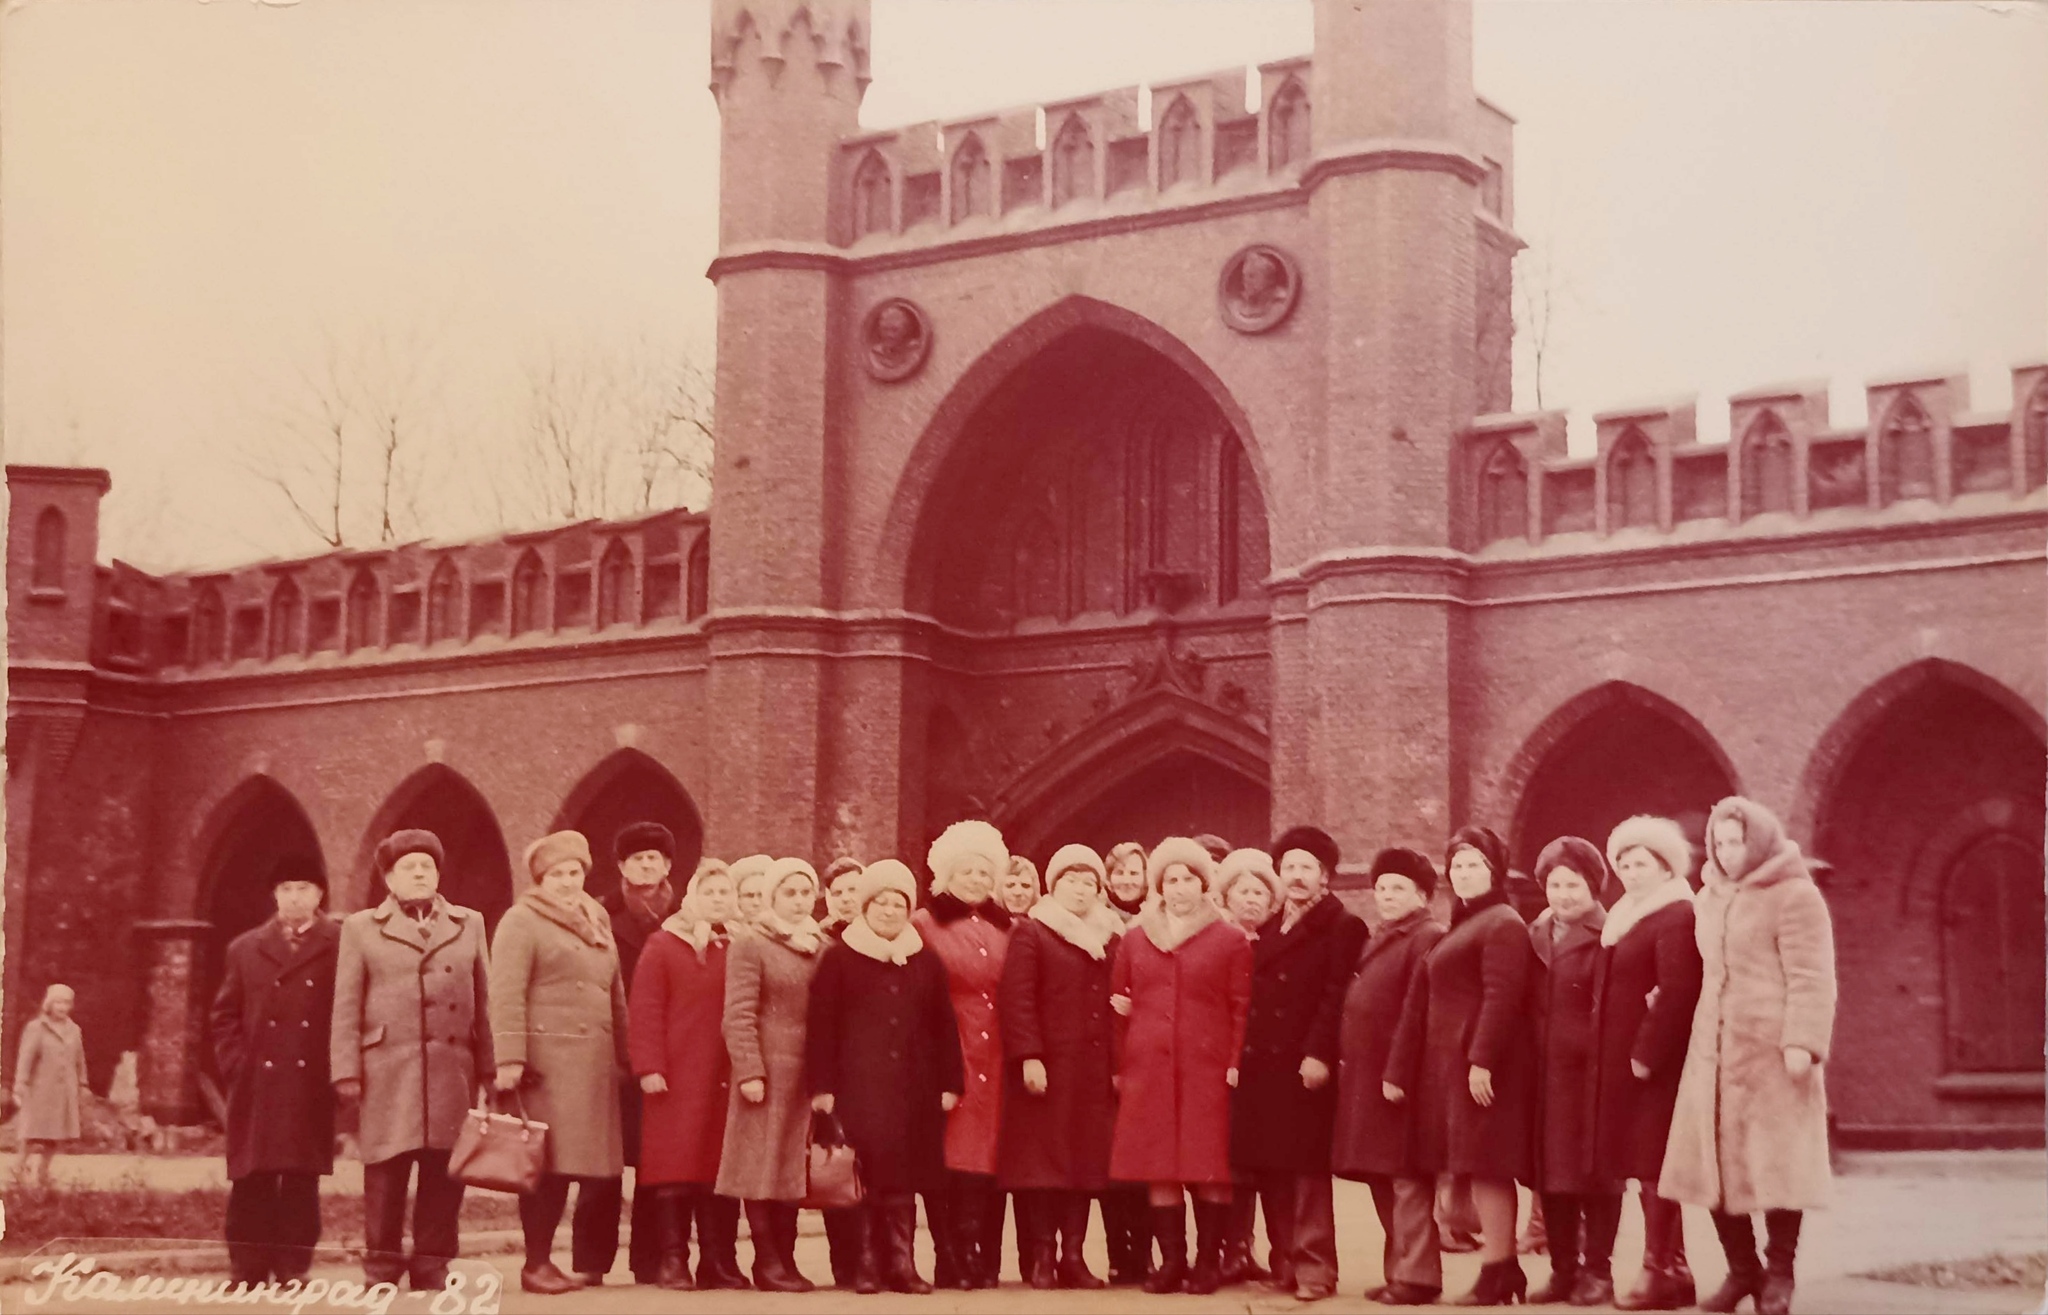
[1231,896,1370,1173]
[1590,895,1701,1183]
[13,1016,88,1142]
[716,926,825,1201]
[211,917,342,1180]
[331,897,495,1165]
[629,923,736,1185]
[1530,907,1606,1194]
[1331,909,1444,1180]
[1386,897,1538,1182]
[1108,903,1253,1186]
[1661,848,1836,1214]
[912,894,1010,1176]
[997,907,1122,1191]
[806,934,965,1195]
[487,893,630,1178]
[604,882,678,1172]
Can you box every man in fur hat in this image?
[604,820,683,1286]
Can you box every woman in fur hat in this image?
[1595,816,1703,1312]
[997,843,1126,1290]
[489,831,631,1295]
[629,858,749,1291]
[12,983,89,1192]
[1001,856,1043,917]
[1385,824,1538,1307]
[1333,847,1447,1307]
[1107,836,1254,1296]
[807,859,965,1295]
[1099,838,1156,1283]
[912,819,1016,1289]
[1660,798,1835,1315]
[1526,836,1619,1306]
[1212,848,1280,1290]
[715,858,828,1292]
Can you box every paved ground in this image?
[3,1152,2042,1313]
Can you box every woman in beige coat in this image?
[11,984,89,1190]
[490,831,631,1296]
[1660,797,1836,1315]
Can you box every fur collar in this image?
[927,890,1012,930]
[1451,884,1511,929]
[842,916,924,965]
[754,908,825,955]
[1028,897,1124,960]
[1602,876,1695,947]
[1133,896,1231,954]
[518,887,615,948]
[1530,903,1605,966]
[1703,837,1810,893]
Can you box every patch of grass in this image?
[1860,1252,2048,1290]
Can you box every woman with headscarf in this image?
[489,831,631,1295]
[12,983,89,1192]
[1108,836,1254,1295]
[1526,835,1618,1306]
[1661,798,1836,1315]
[1596,816,1703,1312]
[629,858,749,1291]
[729,854,775,926]
[1385,824,1537,1306]
[714,857,828,1292]
[912,819,1015,1289]
[1001,856,1043,917]
[807,859,965,1293]
[1105,842,1150,923]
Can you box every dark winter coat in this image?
[912,895,1011,1175]
[211,917,342,1180]
[604,881,678,1170]
[806,933,965,1195]
[1531,906,1606,1194]
[1386,897,1537,1182]
[996,905,1123,1191]
[1230,895,1370,1173]
[1590,894,1702,1184]
[629,920,736,1185]
[1331,909,1444,1180]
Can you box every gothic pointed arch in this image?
[268,575,303,659]
[358,764,515,931]
[551,748,706,907]
[192,583,227,664]
[1157,94,1200,189]
[31,507,65,590]
[1605,427,1657,531]
[597,539,635,628]
[345,567,379,653]
[426,556,461,643]
[853,148,892,237]
[950,132,990,224]
[1878,393,1935,505]
[1050,114,1093,207]
[1476,440,1529,544]
[511,549,546,635]
[1739,412,1796,518]
[1267,78,1310,172]
[195,775,327,942]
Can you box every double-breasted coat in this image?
[1331,908,1445,1180]
[629,921,736,1185]
[996,906,1122,1191]
[806,933,965,1195]
[715,925,825,1201]
[1660,847,1836,1215]
[912,894,1010,1176]
[331,897,495,1165]
[1530,906,1606,1194]
[1589,893,1701,1183]
[1108,902,1253,1186]
[13,1016,89,1142]
[1386,896,1537,1182]
[211,917,342,1181]
[1230,896,1370,1173]
[487,892,630,1179]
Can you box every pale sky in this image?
[4,0,2044,571]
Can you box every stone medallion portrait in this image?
[1218,243,1301,334]
[862,297,933,382]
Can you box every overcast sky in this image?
[4,0,2044,571]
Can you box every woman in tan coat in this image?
[489,831,631,1296]
[1661,797,1836,1315]
[11,984,89,1190]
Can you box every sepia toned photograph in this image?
[2,0,2044,1311]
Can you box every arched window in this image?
[2025,383,2047,494]
[344,568,379,653]
[950,134,989,224]
[1478,441,1529,544]
[1606,429,1657,530]
[511,550,546,635]
[427,558,460,644]
[1157,95,1199,190]
[1942,832,2046,1073]
[1740,415,1796,518]
[597,539,634,629]
[1268,80,1310,172]
[685,536,710,622]
[268,576,303,659]
[853,150,891,238]
[1050,115,1093,208]
[193,585,226,665]
[1879,395,1935,505]
[32,507,65,591]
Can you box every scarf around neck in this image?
[1601,875,1696,947]
[659,902,735,959]
[1530,902,1604,966]
[522,885,613,947]
[621,878,678,923]
[1029,896,1124,960]
[842,915,924,965]
[757,906,825,954]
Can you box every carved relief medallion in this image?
[1218,244,1301,334]
[862,297,933,382]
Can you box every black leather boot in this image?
[694,1194,750,1290]
[1453,1257,1529,1306]
[1220,1189,1268,1285]
[1699,1211,1764,1313]
[745,1201,809,1293]
[652,1189,695,1290]
[1758,1210,1800,1315]
[880,1196,933,1294]
[1056,1192,1107,1290]
[1529,1194,1582,1303]
[1018,1191,1057,1289]
[1143,1203,1190,1294]
[1185,1199,1227,1296]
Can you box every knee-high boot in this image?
[948,1176,987,1290]
[1057,1191,1106,1290]
[1019,1191,1057,1289]
[928,1188,965,1290]
[1759,1211,1801,1315]
[695,1194,748,1289]
[1143,1201,1190,1294]
[1220,1187,1267,1285]
[653,1188,694,1289]
[745,1201,810,1293]
[877,1195,932,1294]
[1102,1189,1148,1285]
[1185,1198,1228,1296]
[1699,1211,1763,1313]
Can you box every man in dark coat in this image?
[602,821,682,1287]
[1230,825,1369,1303]
[210,854,341,1286]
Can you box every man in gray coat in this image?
[332,830,494,1291]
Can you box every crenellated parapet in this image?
[710,0,870,101]
[1462,363,2048,552]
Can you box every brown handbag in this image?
[448,1089,549,1195]
[801,1109,864,1211]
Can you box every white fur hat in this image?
[1045,843,1108,890]
[1606,816,1693,884]
[1215,847,1282,906]
[1147,836,1217,892]
[856,858,921,911]
[765,857,820,901]
[927,820,1010,895]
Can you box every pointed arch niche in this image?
[552,749,705,907]
[358,765,514,930]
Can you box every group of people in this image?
[197,792,1836,1314]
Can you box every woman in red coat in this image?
[912,819,1014,1290]
[629,859,749,1291]
[1108,836,1253,1296]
